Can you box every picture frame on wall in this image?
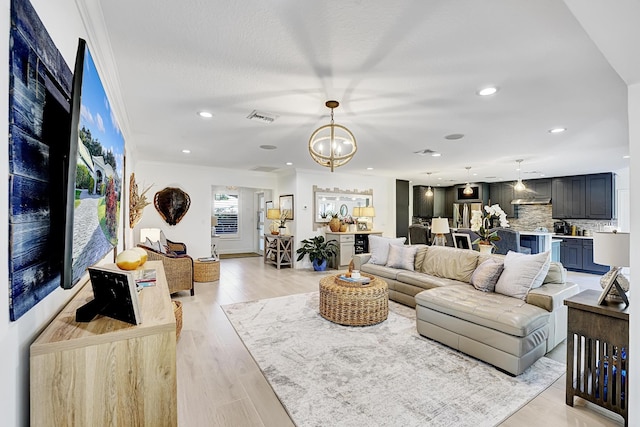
[279,194,294,220]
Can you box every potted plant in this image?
[296,235,338,271]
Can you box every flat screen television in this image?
[62,38,125,289]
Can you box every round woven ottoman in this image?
[319,274,389,326]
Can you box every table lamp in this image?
[593,231,630,306]
[431,218,450,246]
[267,208,282,234]
[354,206,375,230]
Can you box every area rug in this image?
[218,252,261,259]
[222,292,565,427]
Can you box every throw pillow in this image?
[368,235,406,265]
[495,251,551,300]
[470,258,504,292]
[385,245,418,271]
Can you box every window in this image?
[213,192,239,237]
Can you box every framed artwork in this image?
[279,194,294,220]
[452,233,472,250]
[357,221,368,231]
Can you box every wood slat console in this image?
[30,261,177,427]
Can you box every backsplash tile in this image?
[509,204,617,233]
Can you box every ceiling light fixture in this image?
[431,152,442,157]
[285,162,293,166]
[308,100,357,172]
[477,86,498,96]
[182,149,191,154]
[463,167,473,195]
[366,167,374,170]
[425,173,434,197]
[197,111,213,118]
[549,127,566,134]
[514,159,526,192]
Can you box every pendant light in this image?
[514,159,526,192]
[308,100,357,172]
[425,172,434,197]
[463,167,473,195]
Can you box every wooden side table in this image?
[264,234,293,269]
[565,290,628,426]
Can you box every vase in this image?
[348,224,356,232]
[478,243,493,254]
[339,223,348,232]
[329,217,341,232]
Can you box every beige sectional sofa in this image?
[352,245,580,375]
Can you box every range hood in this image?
[511,197,552,205]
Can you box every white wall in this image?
[293,169,397,268]
[134,161,278,257]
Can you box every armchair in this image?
[137,244,195,295]
[408,224,430,245]
[492,228,532,255]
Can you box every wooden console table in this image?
[264,234,293,269]
[30,261,177,426]
[565,290,628,426]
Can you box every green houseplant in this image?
[296,236,338,271]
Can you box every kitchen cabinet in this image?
[559,237,609,274]
[444,186,456,218]
[432,187,447,218]
[412,185,434,218]
[552,173,614,220]
[522,178,552,199]
[489,182,515,217]
[552,176,585,219]
[326,232,383,269]
[585,173,614,219]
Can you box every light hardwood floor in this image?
[172,258,625,426]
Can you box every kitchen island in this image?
[519,231,554,254]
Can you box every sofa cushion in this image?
[415,285,550,337]
[543,262,566,284]
[495,251,551,300]
[396,271,467,290]
[413,245,429,271]
[421,246,479,283]
[470,258,504,292]
[385,244,418,270]
[368,235,406,265]
[360,263,401,281]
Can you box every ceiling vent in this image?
[247,110,278,123]
[250,166,279,172]
[413,149,437,156]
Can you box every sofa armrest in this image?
[352,253,371,270]
[526,281,580,312]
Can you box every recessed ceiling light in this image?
[285,162,293,166]
[259,144,277,150]
[197,111,213,118]
[444,133,465,140]
[431,153,441,157]
[437,177,442,180]
[366,167,374,170]
[623,155,630,159]
[549,127,566,134]
[182,149,191,154]
[477,86,498,96]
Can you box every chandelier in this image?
[308,100,357,172]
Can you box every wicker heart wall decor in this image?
[154,187,191,225]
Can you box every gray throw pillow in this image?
[368,235,406,265]
[470,258,504,292]
[495,251,551,300]
[385,245,418,271]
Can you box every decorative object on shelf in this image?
[593,231,630,306]
[514,159,526,192]
[154,187,191,225]
[463,166,474,195]
[328,212,341,232]
[296,235,338,271]
[353,206,375,230]
[267,208,282,234]
[470,204,509,250]
[425,172,434,197]
[128,173,153,228]
[431,217,450,246]
[308,100,357,172]
[279,194,294,220]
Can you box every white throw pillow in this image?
[494,251,551,300]
[368,235,406,265]
[470,258,504,292]
[385,244,418,271]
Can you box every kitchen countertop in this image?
[519,231,554,236]
[552,233,593,240]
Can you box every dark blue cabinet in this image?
[560,237,609,274]
[585,173,614,219]
[552,173,614,220]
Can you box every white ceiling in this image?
[84,0,630,187]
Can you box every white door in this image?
[257,192,265,254]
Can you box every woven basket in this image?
[319,275,388,326]
[172,300,183,340]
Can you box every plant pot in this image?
[328,217,341,232]
[312,258,328,271]
[478,243,493,254]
